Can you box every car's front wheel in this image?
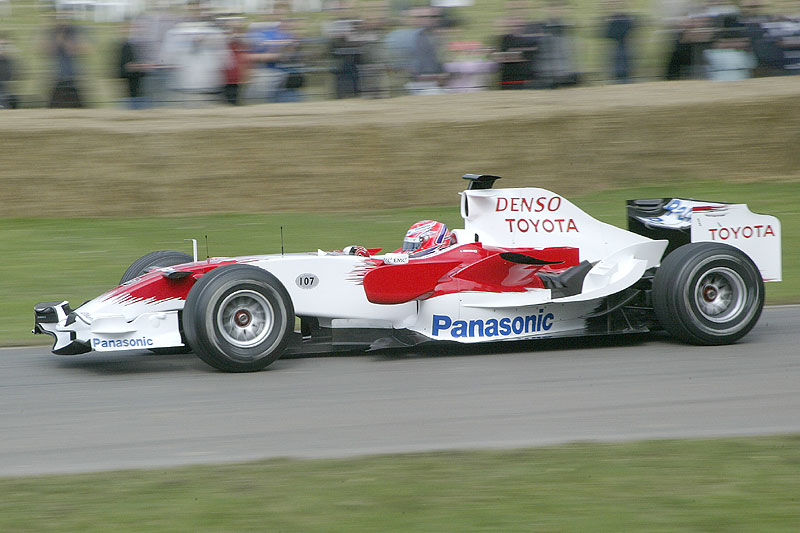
[182,265,294,372]
[653,242,764,345]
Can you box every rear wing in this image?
[628,198,782,282]
[459,186,653,265]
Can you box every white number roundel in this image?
[295,273,319,289]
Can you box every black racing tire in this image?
[182,264,294,372]
[653,242,764,345]
[120,250,194,284]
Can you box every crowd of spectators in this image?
[2,0,800,109]
[664,1,800,81]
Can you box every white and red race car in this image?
[34,175,782,372]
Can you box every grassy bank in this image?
[1,435,799,532]
[4,181,795,347]
[1,79,800,217]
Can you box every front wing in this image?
[34,301,183,355]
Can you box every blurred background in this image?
[2,0,800,108]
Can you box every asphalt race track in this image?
[2,306,798,477]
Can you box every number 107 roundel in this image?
[34,174,781,372]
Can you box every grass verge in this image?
[4,181,795,348]
[2,80,800,217]
[1,435,799,532]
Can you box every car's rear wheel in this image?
[653,242,764,345]
[120,250,193,284]
[182,265,294,372]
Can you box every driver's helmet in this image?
[401,220,454,256]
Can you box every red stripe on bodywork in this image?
[362,260,462,304]
[363,244,580,305]
[100,259,238,305]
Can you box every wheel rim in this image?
[216,290,274,348]
[693,267,747,323]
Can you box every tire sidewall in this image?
[184,265,294,372]
[654,243,764,345]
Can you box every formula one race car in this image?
[34,174,782,372]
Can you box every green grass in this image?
[4,181,794,347]
[1,435,799,531]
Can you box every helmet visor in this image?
[402,236,422,252]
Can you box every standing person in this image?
[739,0,781,76]
[405,7,447,95]
[222,19,249,105]
[0,33,18,109]
[47,15,86,108]
[133,0,182,106]
[357,1,391,98]
[328,15,365,99]
[160,2,232,107]
[383,9,418,95]
[117,21,150,109]
[601,0,636,83]
[536,0,580,88]
[244,5,298,103]
[272,17,306,103]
